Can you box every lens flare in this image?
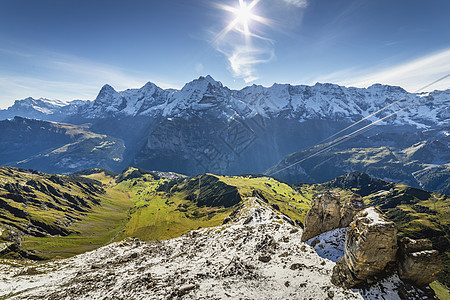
[213,0,273,82]
[215,0,270,40]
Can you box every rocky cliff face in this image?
[331,208,443,291]
[332,207,398,288]
[301,191,364,242]
[340,194,365,227]
[301,192,341,242]
[398,237,442,287]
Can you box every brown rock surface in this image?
[331,207,398,288]
[339,194,365,228]
[301,191,341,242]
[398,237,442,287]
[301,192,364,242]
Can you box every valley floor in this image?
[0,198,438,299]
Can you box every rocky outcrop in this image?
[301,192,341,242]
[398,237,442,287]
[331,207,398,288]
[339,194,364,227]
[301,192,364,242]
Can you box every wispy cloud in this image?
[0,49,178,108]
[313,48,450,92]
[214,30,275,83]
[283,0,308,8]
[211,0,308,83]
[211,0,279,83]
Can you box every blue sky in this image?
[1,0,450,107]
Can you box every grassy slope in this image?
[80,171,313,242]
[1,167,448,295]
[0,167,106,238]
[215,175,311,224]
[20,171,134,259]
[116,177,232,241]
[21,187,133,259]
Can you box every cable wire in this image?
[265,82,449,177]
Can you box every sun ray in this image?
[213,0,274,82]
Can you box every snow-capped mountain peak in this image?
[1,77,448,128]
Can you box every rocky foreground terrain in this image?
[0,197,438,299]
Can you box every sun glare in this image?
[235,0,253,34]
[215,0,269,40]
[213,0,273,82]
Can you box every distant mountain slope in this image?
[0,76,448,181]
[268,126,450,194]
[0,117,125,173]
[413,164,450,195]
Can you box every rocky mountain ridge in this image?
[0,117,125,173]
[1,76,449,128]
[0,197,439,299]
[0,76,448,192]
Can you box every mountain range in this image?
[0,76,448,194]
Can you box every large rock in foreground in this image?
[398,237,442,287]
[301,191,364,242]
[301,191,341,242]
[332,207,398,288]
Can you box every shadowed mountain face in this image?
[0,117,125,173]
[268,126,450,195]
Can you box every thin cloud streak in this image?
[214,32,275,83]
[211,0,276,83]
[0,50,179,108]
[318,48,450,92]
[283,0,308,8]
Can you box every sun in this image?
[234,0,254,35]
[215,0,269,40]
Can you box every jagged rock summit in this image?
[1,76,449,128]
[0,78,448,183]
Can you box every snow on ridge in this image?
[0,198,432,300]
[2,77,449,128]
